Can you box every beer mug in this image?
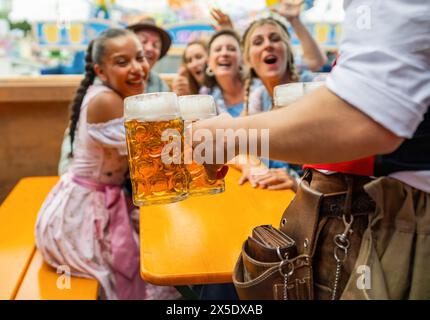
[274,82,325,108]
[178,95,225,196]
[124,92,189,206]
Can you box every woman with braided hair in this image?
[35,28,180,300]
[238,1,327,191]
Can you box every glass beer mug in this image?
[274,82,325,108]
[178,95,225,196]
[124,92,189,206]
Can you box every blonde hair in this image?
[241,18,299,115]
[181,40,208,94]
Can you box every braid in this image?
[69,40,96,157]
[286,45,300,83]
[67,28,133,157]
[241,71,254,117]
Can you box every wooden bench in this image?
[0,176,99,300]
[15,250,98,300]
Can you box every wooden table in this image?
[139,168,295,287]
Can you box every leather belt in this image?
[320,191,376,217]
[302,169,376,217]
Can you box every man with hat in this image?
[127,17,172,93]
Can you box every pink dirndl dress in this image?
[35,84,181,300]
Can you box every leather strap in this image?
[320,191,376,217]
[279,177,324,256]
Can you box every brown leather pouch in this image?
[233,225,313,300]
[233,242,313,300]
[247,225,297,263]
[233,171,323,300]
[233,169,374,300]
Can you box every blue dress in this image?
[225,102,245,117]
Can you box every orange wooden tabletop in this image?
[139,167,295,286]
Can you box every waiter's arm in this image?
[194,87,404,165]
[194,0,429,178]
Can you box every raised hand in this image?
[210,8,234,31]
[271,0,304,23]
[172,67,191,96]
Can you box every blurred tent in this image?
[3,0,344,75]
[8,0,90,22]
[7,1,344,28]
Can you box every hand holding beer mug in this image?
[179,95,226,196]
[274,82,324,108]
[124,92,189,206]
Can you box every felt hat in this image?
[127,17,172,59]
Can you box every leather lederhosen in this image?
[279,169,375,300]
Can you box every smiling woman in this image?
[91,34,148,101]
[200,29,249,115]
[242,17,300,115]
[34,28,181,300]
[221,6,328,192]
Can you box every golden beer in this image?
[178,95,225,196]
[124,92,188,206]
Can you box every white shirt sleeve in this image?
[87,118,127,156]
[326,0,430,138]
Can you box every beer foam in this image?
[124,92,180,121]
[178,95,217,120]
[274,83,304,107]
[274,81,326,107]
[304,81,325,94]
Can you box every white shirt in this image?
[326,0,430,192]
